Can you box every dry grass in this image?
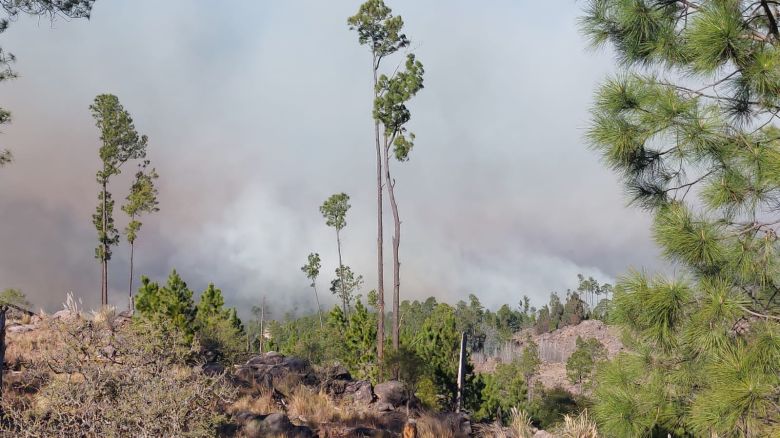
[229,390,283,415]
[474,422,511,438]
[559,409,599,438]
[417,413,456,438]
[509,407,534,438]
[287,386,338,423]
[91,305,118,328]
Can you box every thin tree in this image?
[329,264,363,316]
[91,94,147,307]
[320,193,351,314]
[348,0,409,360]
[375,53,424,350]
[122,160,159,311]
[301,252,324,328]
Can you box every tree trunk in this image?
[128,241,135,312]
[455,332,467,413]
[373,51,386,361]
[336,229,347,317]
[313,284,323,329]
[259,297,265,353]
[101,180,109,307]
[0,306,5,405]
[384,143,401,351]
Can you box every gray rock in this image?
[201,362,225,376]
[345,380,374,404]
[7,324,35,333]
[374,401,394,412]
[325,364,351,380]
[374,380,406,407]
[282,357,309,372]
[52,309,79,321]
[237,352,317,389]
[238,412,315,438]
[246,351,285,368]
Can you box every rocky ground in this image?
[2,310,572,437]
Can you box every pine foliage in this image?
[582,1,780,435]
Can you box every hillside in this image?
[473,320,623,394]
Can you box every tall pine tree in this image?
[91,94,147,306]
[348,0,410,361]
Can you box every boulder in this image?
[374,380,406,407]
[237,412,315,438]
[533,431,556,438]
[246,351,285,367]
[374,401,395,413]
[324,363,351,380]
[236,352,318,389]
[52,309,79,321]
[201,362,225,376]
[344,380,374,404]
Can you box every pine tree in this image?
[566,336,606,395]
[135,269,196,337]
[320,193,351,315]
[329,265,363,315]
[582,1,780,435]
[375,50,424,352]
[518,336,541,403]
[122,161,159,310]
[91,94,148,306]
[344,299,377,379]
[301,252,324,328]
[194,283,244,358]
[348,0,409,361]
[349,0,424,354]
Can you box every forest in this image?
[0,1,779,437]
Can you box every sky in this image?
[0,0,664,317]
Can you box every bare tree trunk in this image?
[259,297,266,353]
[313,283,323,329]
[384,143,401,351]
[101,180,108,307]
[0,306,5,405]
[128,241,135,311]
[336,229,347,317]
[456,332,467,413]
[373,51,386,361]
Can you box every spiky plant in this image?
[581,1,780,436]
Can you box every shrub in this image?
[0,315,237,437]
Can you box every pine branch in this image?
[761,0,780,39]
